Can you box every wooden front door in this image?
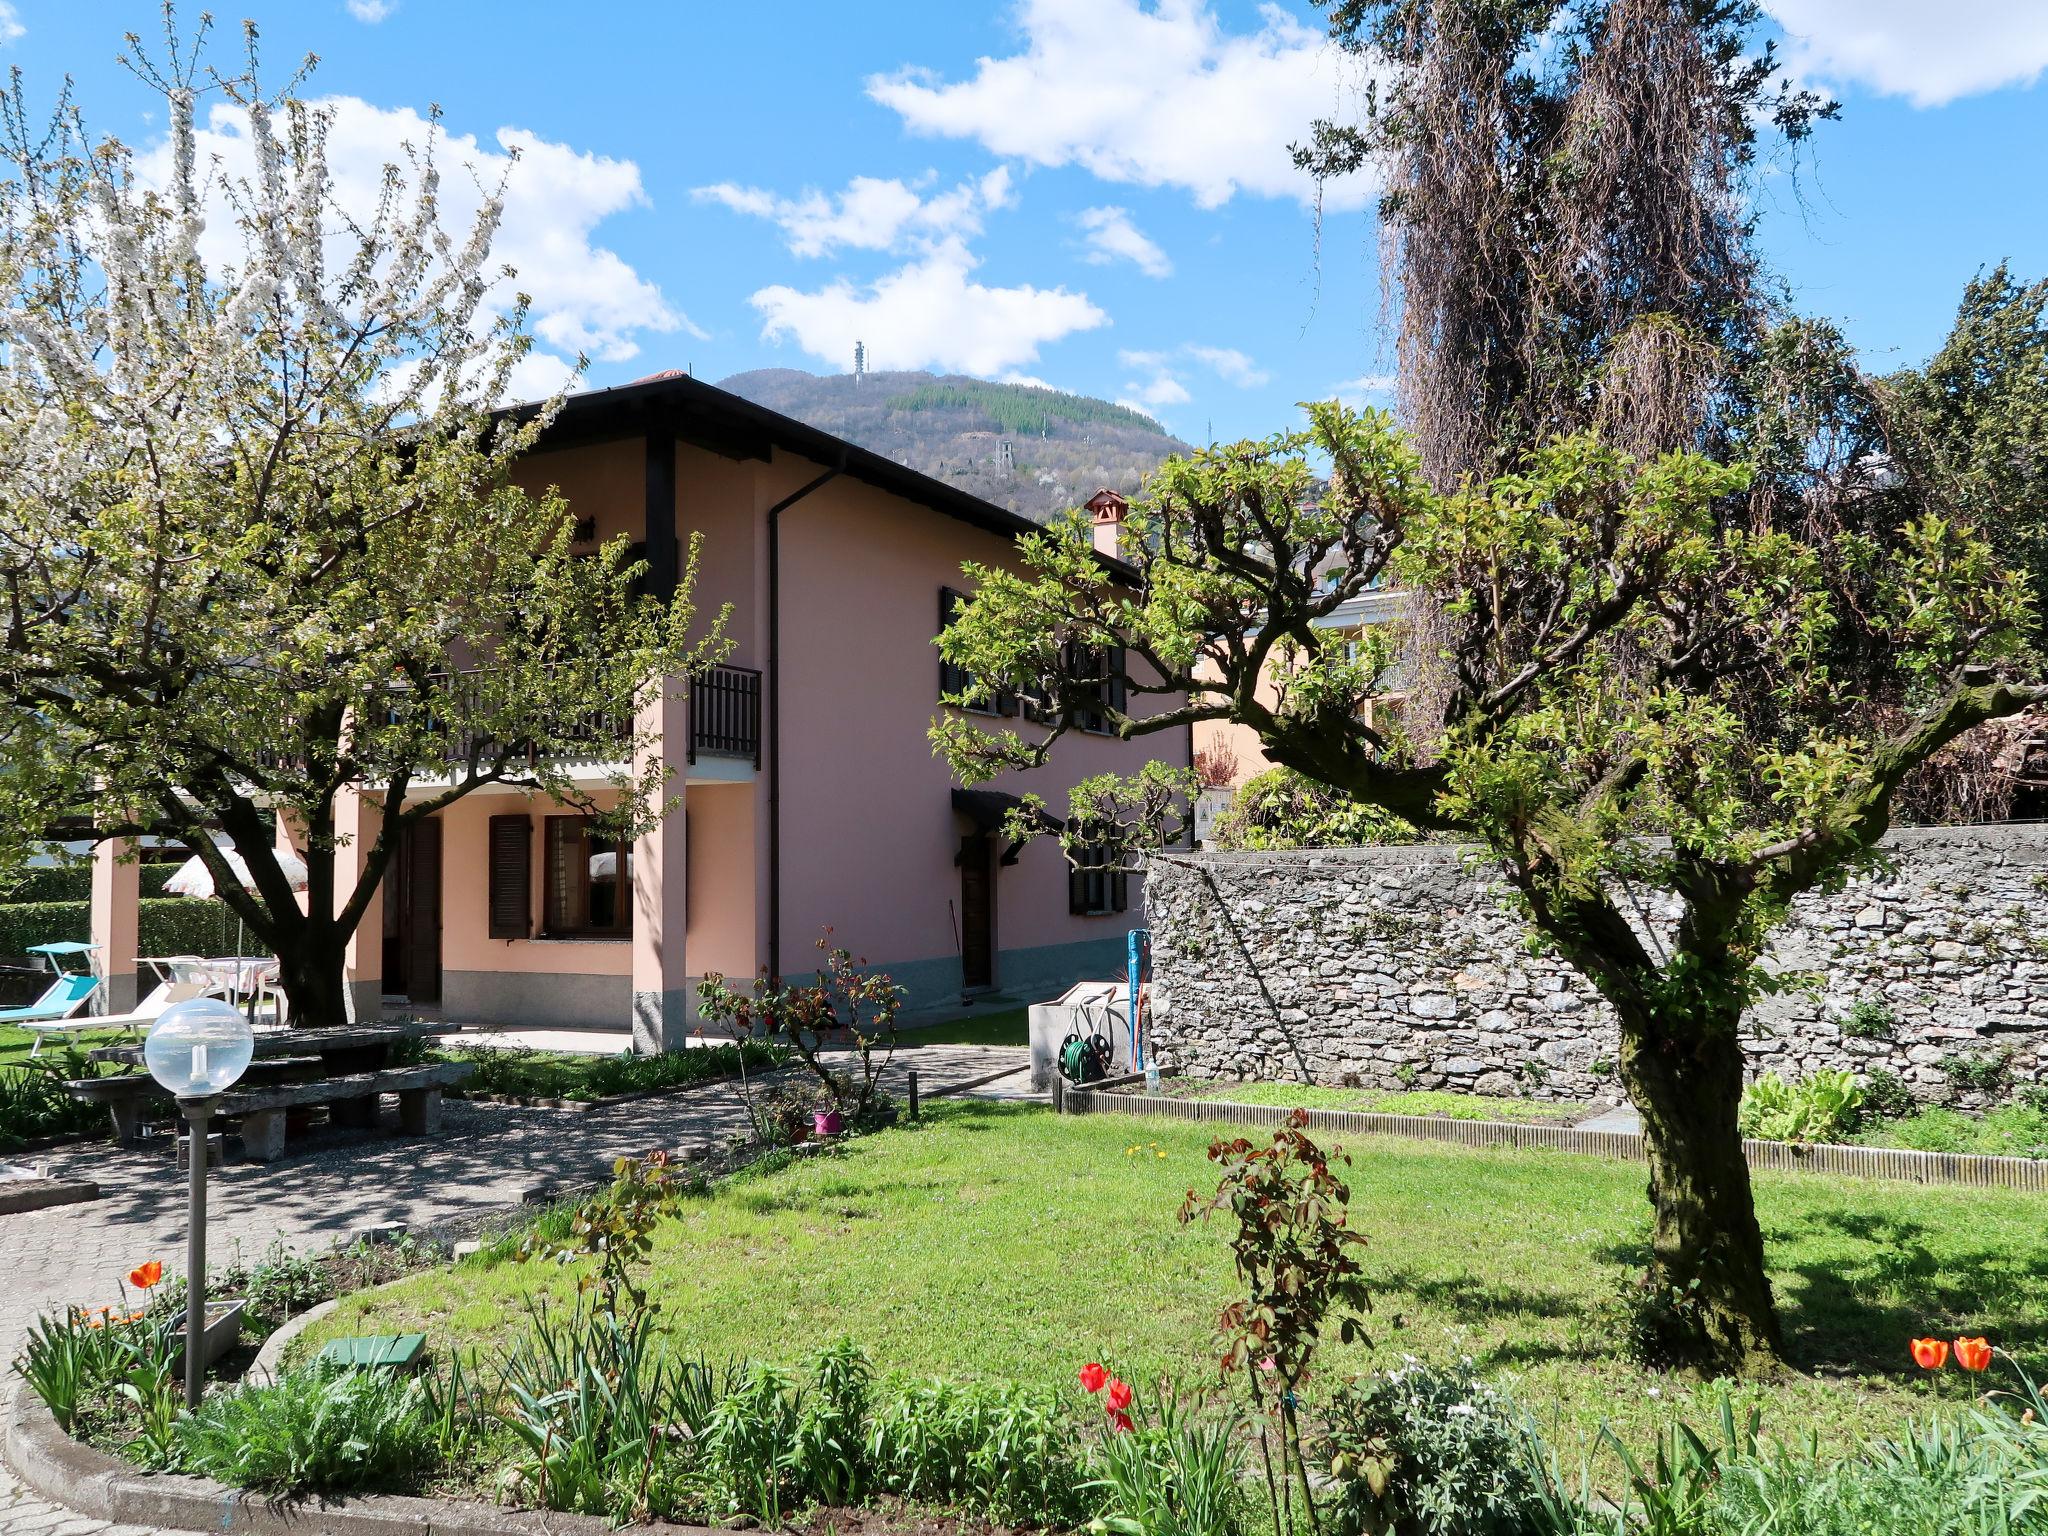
[393,819,443,1004]
[958,833,994,991]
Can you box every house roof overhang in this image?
[504,371,1144,581]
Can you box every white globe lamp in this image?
[144,997,255,1407]
[144,998,255,1097]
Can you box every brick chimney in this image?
[1085,488,1128,559]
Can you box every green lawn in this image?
[897,1005,1028,1047]
[0,1021,140,1067]
[1178,1080,1586,1124]
[310,1099,2048,1464]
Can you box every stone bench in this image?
[66,1057,325,1144]
[67,1061,472,1161]
[214,1062,474,1161]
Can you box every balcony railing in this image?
[379,662,761,772]
[687,663,762,767]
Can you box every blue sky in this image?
[9,1,2047,444]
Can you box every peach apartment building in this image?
[88,371,1190,1049]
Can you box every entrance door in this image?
[393,819,443,1005]
[958,833,994,991]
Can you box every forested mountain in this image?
[717,367,1191,520]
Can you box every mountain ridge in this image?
[716,366,1191,521]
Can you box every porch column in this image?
[631,676,689,1052]
[331,793,382,1023]
[89,837,140,1015]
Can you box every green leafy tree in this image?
[933,404,2041,1374]
[1213,766,1418,850]
[1884,264,2048,643]
[0,21,724,1026]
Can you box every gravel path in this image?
[0,1043,1032,1535]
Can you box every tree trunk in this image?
[276,929,352,1030]
[1616,1007,1784,1374]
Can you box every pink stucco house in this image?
[90,372,1185,1047]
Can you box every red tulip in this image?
[1107,1377,1133,1412]
[1954,1336,1994,1372]
[1911,1337,1950,1370]
[128,1260,163,1291]
[1079,1362,1107,1394]
[1106,1407,1134,1434]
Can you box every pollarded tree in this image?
[933,403,2041,1374]
[0,22,725,1027]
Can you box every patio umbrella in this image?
[163,841,309,978]
[162,843,309,899]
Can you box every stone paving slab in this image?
[0,1043,1029,1536]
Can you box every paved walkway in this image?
[0,1043,1031,1535]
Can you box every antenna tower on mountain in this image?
[853,340,867,383]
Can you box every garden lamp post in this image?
[143,998,254,1408]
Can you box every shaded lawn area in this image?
[0,1021,140,1067]
[1173,1080,1587,1125]
[310,1099,2048,1463]
[898,1006,1028,1048]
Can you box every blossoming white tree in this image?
[0,17,722,1026]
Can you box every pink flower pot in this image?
[814,1109,844,1138]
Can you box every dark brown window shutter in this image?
[1111,866,1129,914]
[1068,855,1088,916]
[487,815,531,939]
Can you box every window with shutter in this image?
[543,815,632,938]
[487,815,532,939]
[1069,843,1121,916]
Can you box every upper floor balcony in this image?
[376,662,761,788]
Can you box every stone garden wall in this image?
[1142,826,2048,1106]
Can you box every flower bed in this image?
[14,1117,2048,1536]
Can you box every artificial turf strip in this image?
[309,1097,2048,1464]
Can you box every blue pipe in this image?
[1127,927,1150,1070]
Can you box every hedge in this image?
[0,899,269,965]
[0,864,179,904]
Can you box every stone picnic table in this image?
[72,1018,465,1158]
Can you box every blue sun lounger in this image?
[3,943,104,1056]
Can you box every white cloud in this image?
[1765,1,2048,106]
[0,4,22,45]
[1331,372,1396,407]
[749,237,1107,376]
[346,0,396,21]
[1185,344,1269,387]
[1119,341,1269,407]
[1125,372,1192,408]
[694,166,1014,259]
[140,97,694,387]
[868,0,1375,209]
[1075,205,1172,278]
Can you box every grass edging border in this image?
[1062,1086,2048,1191]
[1,1382,719,1536]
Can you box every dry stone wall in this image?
[1142,827,2048,1106]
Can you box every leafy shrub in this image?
[212,1240,329,1336]
[1859,1103,2048,1160]
[1861,1067,1916,1122]
[701,1360,802,1522]
[441,1039,787,1103]
[866,1374,1084,1527]
[497,1299,688,1519]
[1089,1387,1245,1536]
[1840,999,1897,1039]
[791,1337,872,1507]
[1940,1049,2015,1100]
[1323,1361,1542,1536]
[177,1364,434,1494]
[1211,766,1417,850]
[0,898,267,963]
[1738,1070,1863,1144]
[0,863,178,904]
[0,1049,132,1150]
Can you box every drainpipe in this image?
[766,456,844,985]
